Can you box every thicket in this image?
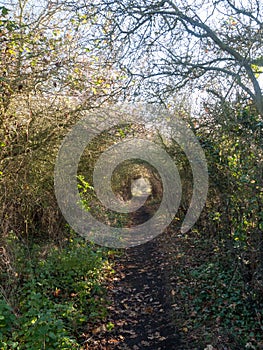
[197,100,263,301]
[163,98,263,303]
[166,99,263,348]
[0,4,118,349]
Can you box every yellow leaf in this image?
[31,318,37,324]
[7,49,16,55]
[251,64,263,79]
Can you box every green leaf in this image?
[1,7,9,16]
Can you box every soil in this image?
[83,222,184,350]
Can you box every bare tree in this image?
[76,0,263,114]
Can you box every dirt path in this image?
[84,228,182,349]
[107,238,180,349]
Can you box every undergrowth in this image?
[170,232,263,350]
[0,232,115,349]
